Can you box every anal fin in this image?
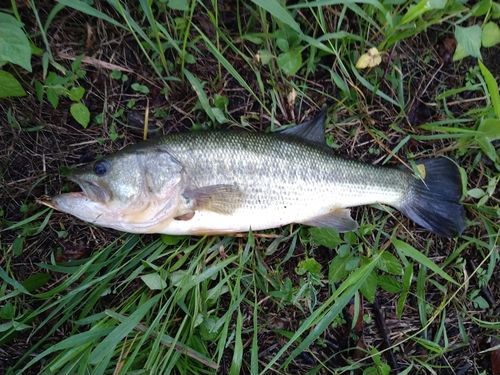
[302,208,359,232]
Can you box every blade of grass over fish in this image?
[89,293,163,365]
[392,239,459,286]
[250,0,302,34]
[261,252,381,373]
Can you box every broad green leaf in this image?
[161,234,182,245]
[482,22,500,47]
[378,275,402,293]
[0,13,32,71]
[0,301,15,320]
[377,251,403,275]
[359,269,377,302]
[468,188,486,199]
[471,0,492,16]
[309,227,343,248]
[141,273,167,290]
[296,258,322,275]
[392,239,459,285]
[257,49,273,64]
[477,118,500,163]
[70,103,90,128]
[0,70,26,98]
[46,87,59,109]
[276,50,302,76]
[454,25,482,60]
[328,254,352,283]
[22,273,51,293]
[67,86,85,101]
[167,0,189,11]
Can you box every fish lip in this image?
[69,175,110,203]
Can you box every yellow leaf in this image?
[355,47,382,69]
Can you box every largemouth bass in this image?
[51,109,466,237]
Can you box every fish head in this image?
[52,145,185,232]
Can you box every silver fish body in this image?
[51,110,466,237]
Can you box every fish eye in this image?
[93,159,110,176]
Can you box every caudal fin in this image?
[398,158,466,238]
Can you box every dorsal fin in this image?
[278,107,327,145]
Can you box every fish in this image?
[50,109,466,237]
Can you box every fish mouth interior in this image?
[70,176,110,203]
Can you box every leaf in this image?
[167,0,189,11]
[454,25,482,60]
[309,227,343,248]
[140,273,167,290]
[476,118,500,163]
[468,188,486,199]
[70,103,90,128]
[296,258,322,276]
[257,49,273,65]
[67,86,85,101]
[276,50,302,76]
[0,13,32,71]
[0,302,15,320]
[46,87,59,109]
[0,70,26,98]
[378,275,402,293]
[359,269,377,303]
[22,273,51,293]
[482,22,500,47]
[377,251,403,275]
[328,254,352,283]
[356,47,382,69]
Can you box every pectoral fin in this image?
[182,184,245,215]
[302,208,359,232]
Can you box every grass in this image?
[1,0,500,374]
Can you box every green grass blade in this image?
[392,239,459,286]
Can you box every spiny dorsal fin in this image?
[278,107,327,145]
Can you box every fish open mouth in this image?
[69,176,110,203]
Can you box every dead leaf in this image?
[355,47,382,69]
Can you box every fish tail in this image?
[398,158,466,237]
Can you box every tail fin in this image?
[398,158,466,238]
